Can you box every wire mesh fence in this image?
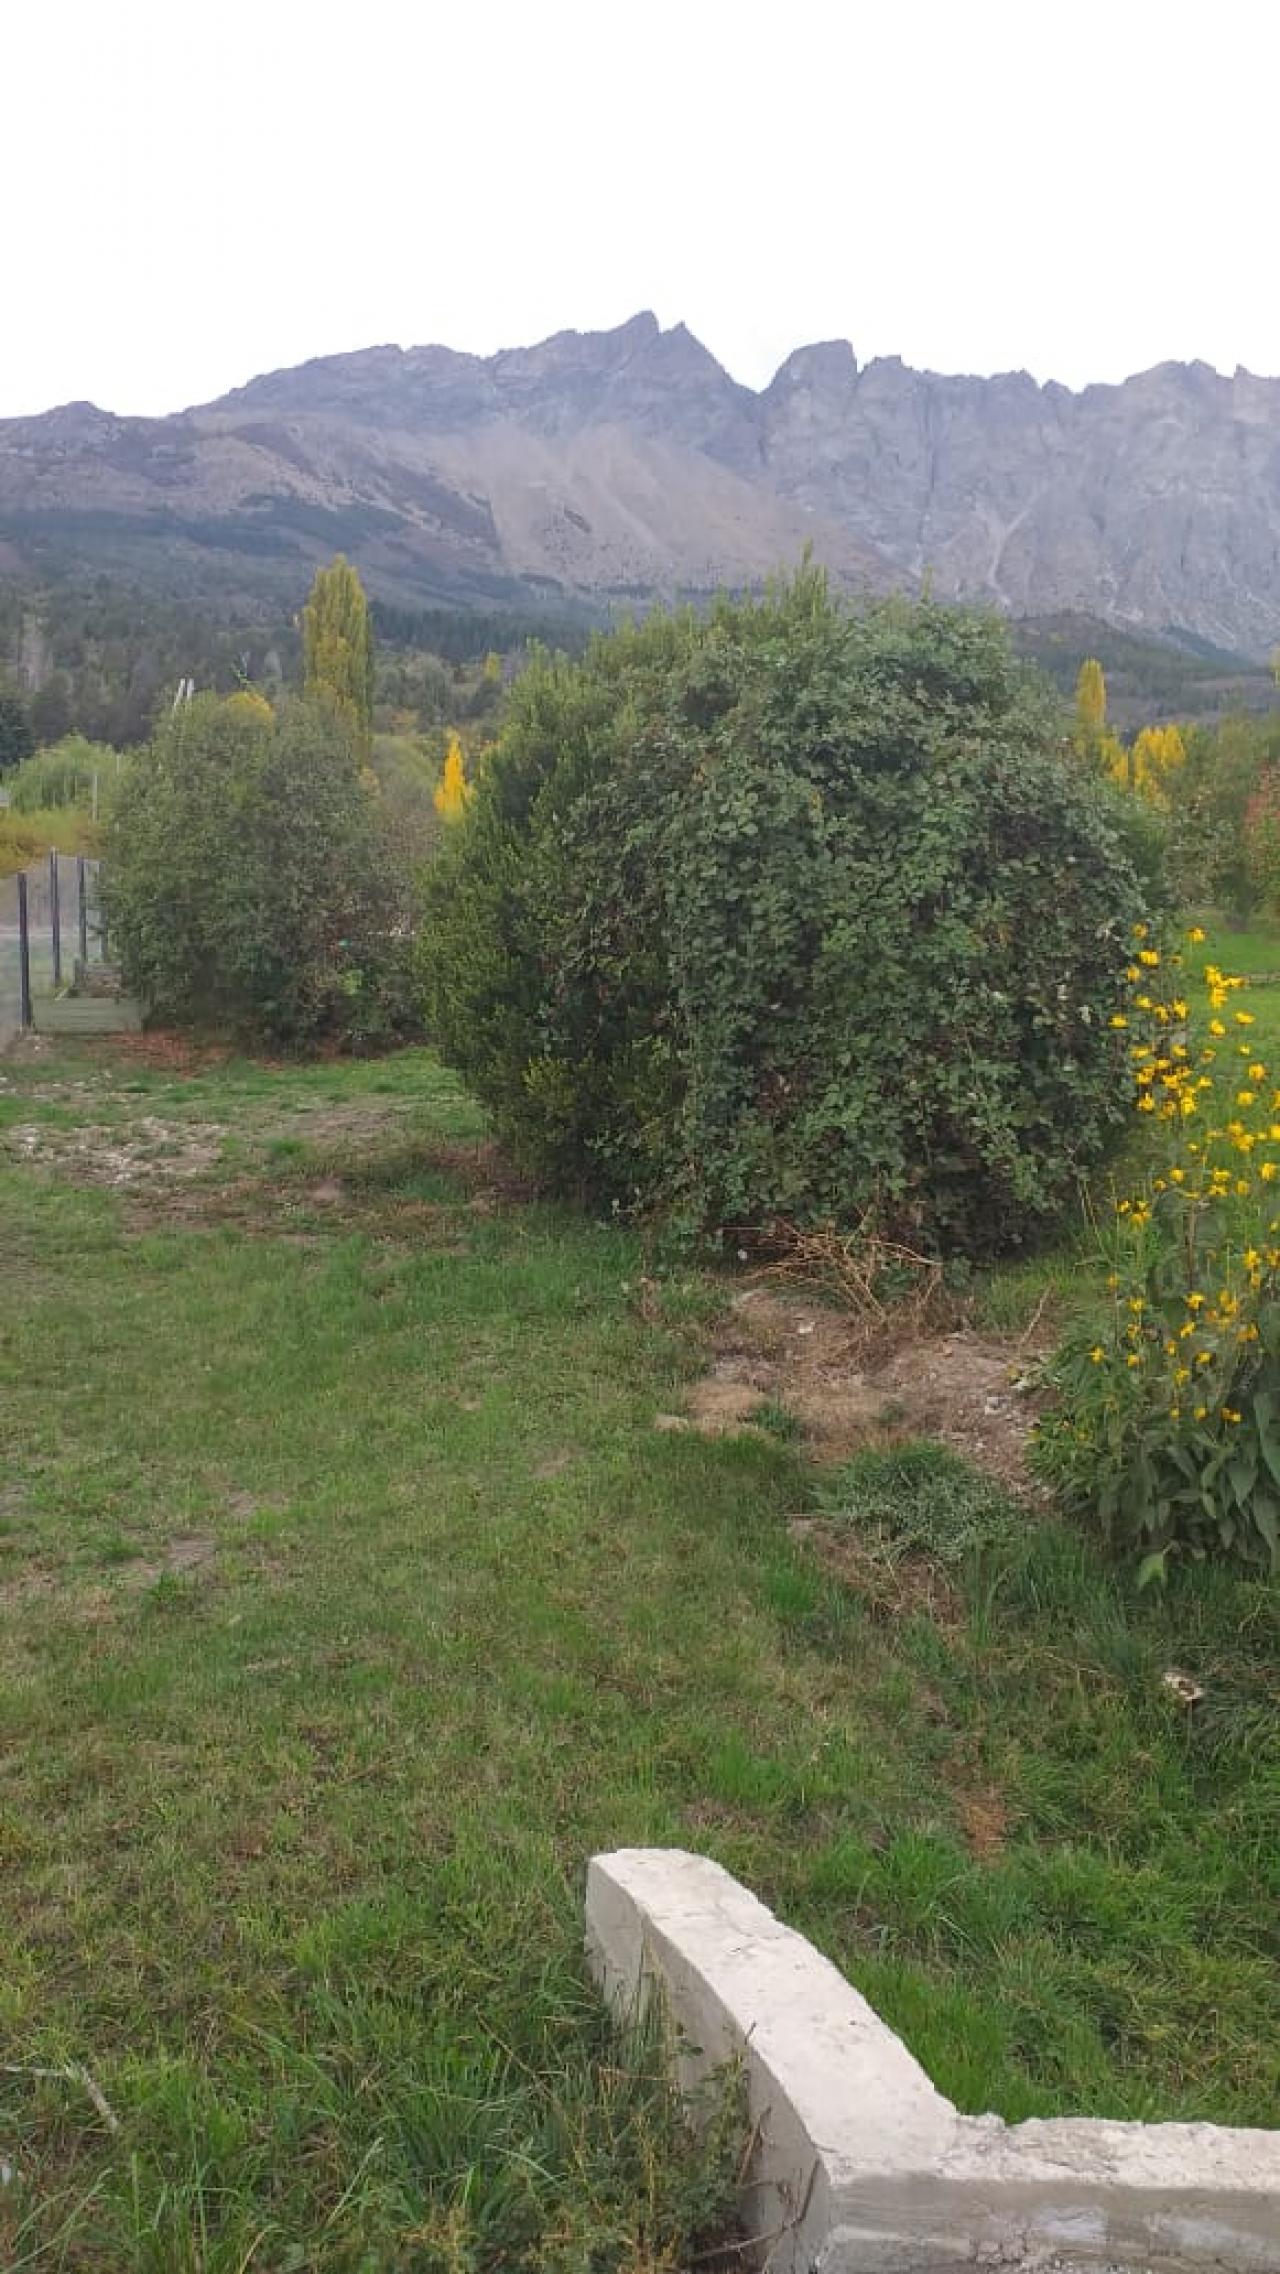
[0,853,106,1050]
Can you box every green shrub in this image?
[1244,768,1280,918]
[0,806,101,876]
[1034,933,1280,1574]
[421,571,1147,1255]
[7,734,119,813]
[107,694,419,1048]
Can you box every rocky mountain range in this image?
[3,312,1280,657]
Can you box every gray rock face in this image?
[3,318,1280,654]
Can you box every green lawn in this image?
[1,1041,1277,2270]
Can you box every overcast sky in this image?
[5,0,1276,419]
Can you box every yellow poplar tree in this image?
[1128,723,1187,803]
[1075,657,1107,740]
[302,555,375,766]
[434,731,473,823]
[1074,656,1127,779]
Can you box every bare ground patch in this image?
[2,1116,227,1188]
[787,1513,967,1627]
[671,1283,1046,1493]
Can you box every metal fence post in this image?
[77,855,89,970]
[17,871,32,1029]
[49,850,62,990]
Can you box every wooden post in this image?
[49,851,62,990]
[17,871,32,1029]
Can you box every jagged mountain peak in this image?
[3,319,1280,656]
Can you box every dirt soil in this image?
[674,1284,1045,1493]
[2,1116,228,1188]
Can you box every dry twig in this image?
[1,2061,120,2134]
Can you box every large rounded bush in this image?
[422,573,1148,1254]
[108,694,418,1048]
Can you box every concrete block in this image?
[586,1848,1280,2274]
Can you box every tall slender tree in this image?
[1075,657,1107,740]
[1073,656,1127,779]
[302,556,375,766]
[433,730,473,822]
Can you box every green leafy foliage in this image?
[0,683,35,773]
[106,694,418,1048]
[422,572,1148,1255]
[1038,1272,1280,1579]
[6,733,119,812]
[1244,767,1280,917]
[1035,934,1280,1572]
[302,555,375,767]
[0,805,100,877]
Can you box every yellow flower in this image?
[1249,1064,1267,1083]
[1186,1292,1206,1309]
[1089,1346,1106,1364]
[1133,922,1149,940]
[1237,1090,1257,1107]
[1126,1353,1142,1369]
[1262,1162,1278,1183]
[1222,1407,1242,1425]
[1138,948,1160,967]
[1236,1011,1256,1026]
[1209,1019,1226,1037]
[1194,1404,1208,1420]
[1110,1014,1129,1030]
[1187,926,1206,943]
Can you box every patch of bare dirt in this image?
[108,1031,233,1074]
[119,1534,218,1589]
[2,1116,226,1188]
[533,1449,579,1480]
[786,1515,965,1627]
[0,1558,126,1624]
[874,1332,1044,1493]
[165,1533,216,1573]
[950,1781,1010,1859]
[669,1283,1045,1492]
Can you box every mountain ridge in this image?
[3,315,1280,656]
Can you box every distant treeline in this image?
[0,580,297,746]
[1012,612,1280,727]
[4,572,1276,749]
[369,599,597,661]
